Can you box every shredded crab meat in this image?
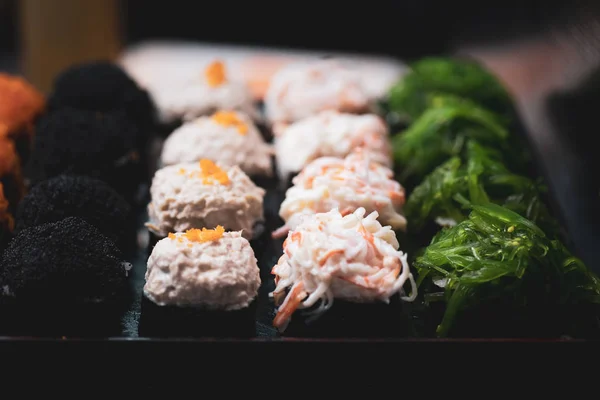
[264,59,370,125]
[271,207,417,332]
[273,111,392,182]
[273,148,407,239]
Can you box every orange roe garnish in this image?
[205,61,227,88]
[168,233,176,240]
[0,73,45,143]
[211,110,248,135]
[177,168,186,175]
[198,159,230,185]
[184,225,225,243]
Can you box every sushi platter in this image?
[0,42,598,345]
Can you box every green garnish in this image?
[414,203,600,337]
[388,57,513,123]
[405,140,558,235]
[392,98,510,185]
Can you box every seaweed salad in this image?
[386,56,600,338]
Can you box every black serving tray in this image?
[3,106,590,343]
[1,49,598,346]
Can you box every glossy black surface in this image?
[2,0,600,339]
[1,55,597,341]
[121,1,600,59]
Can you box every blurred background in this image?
[0,1,597,84]
[0,0,599,268]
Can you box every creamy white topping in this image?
[161,111,273,177]
[151,61,260,124]
[146,161,265,240]
[144,231,261,310]
[271,207,417,332]
[274,111,392,181]
[276,149,406,237]
[264,59,370,124]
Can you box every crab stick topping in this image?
[275,149,407,238]
[270,207,417,332]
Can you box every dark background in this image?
[0,0,16,53]
[0,1,598,57]
[119,1,595,57]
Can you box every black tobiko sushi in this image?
[270,207,417,338]
[138,227,260,338]
[47,61,159,179]
[28,108,145,204]
[0,217,131,336]
[15,175,134,250]
[48,61,156,136]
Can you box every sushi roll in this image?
[271,207,417,338]
[274,110,392,184]
[28,108,145,205]
[0,183,13,251]
[138,226,260,338]
[152,60,261,136]
[160,110,274,180]
[264,59,370,127]
[0,73,46,163]
[47,61,156,136]
[15,175,133,250]
[273,148,407,239]
[47,61,158,180]
[0,217,131,336]
[146,159,265,247]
